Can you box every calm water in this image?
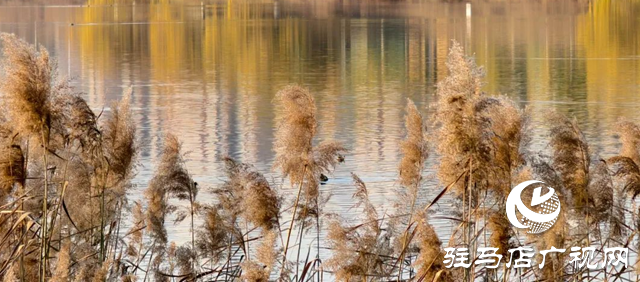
[1,0,639,266]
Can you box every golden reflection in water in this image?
[0,0,639,211]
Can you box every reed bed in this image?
[0,34,639,282]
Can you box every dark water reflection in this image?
[0,0,639,255]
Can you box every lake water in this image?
[1,0,639,273]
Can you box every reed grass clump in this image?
[414,211,451,282]
[433,41,484,197]
[0,33,54,137]
[0,33,139,282]
[548,113,591,212]
[398,99,429,192]
[1,33,639,282]
[325,173,391,281]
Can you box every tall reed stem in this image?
[99,163,110,262]
[40,129,49,282]
[282,165,307,271]
[189,182,196,273]
[20,139,29,282]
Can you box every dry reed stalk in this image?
[432,44,488,279]
[394,99,429,279]
[398,99,428,203]
[144,133,197,279]
[240,229,278,282]
[0,33,53,138]
[616,119,640,167]
[0,35,141,281]
[273,85,316,194]
[0,33,57,282]
[103,89,137,194]
[547,113,591,212]
[414,210,452,282]
[273,85,346,276]
[433,41,485,198]
[325,173,391,281]
[49,241,70,282]
[216,157,281,278]
[195,207,230,267]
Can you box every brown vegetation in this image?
[0,33,638,282]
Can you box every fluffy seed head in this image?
[0,33,54,136]
[103,89,137,190]
[273,85,317,185]
[615,119,640,166]
[547,113,590,211]
[399,99,428,194]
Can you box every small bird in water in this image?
[320,173,329,184]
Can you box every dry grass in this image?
[414,211,451,282]
[0,34,638,282]
[0,33,54,137]
[325,174,391,281]
[616,119,640,166]
[548,113,591,212]
[273,85,317,188]
[399,99,428,192]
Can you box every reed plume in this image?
[486,209,512,257]
[606,120,640,240]
[588,160,618,237]
[256,229,278,274]
[195,207,230,264]
[217,156,280,279]
[613,120,640,198]
[273,85,317,188]
[273,85,346,276]
[0,114,24,199]
[414,211,451,282]
[0,143,24,199]
[103,89,137,191]
[240,230,278,282]
[49,90,101,156]
[219,157,280,230]
[0,33,53,137]
[175,245,195,279]
[547,113,591,212]
[273,85,346,213]
[91,259,111,282]
[392,98,429,278]
[398,98,428,200]
[325,174,391,281]
[520,162,567,280]
[126,201,146,261]
[606,157,640,212]
[144,133,196,277]
[474,97,527,196]
[433,40,484,198]
[50,242,70,282]
[615,119,640,166]
[241,261,269,282]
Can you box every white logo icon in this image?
[506,180,561,234]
